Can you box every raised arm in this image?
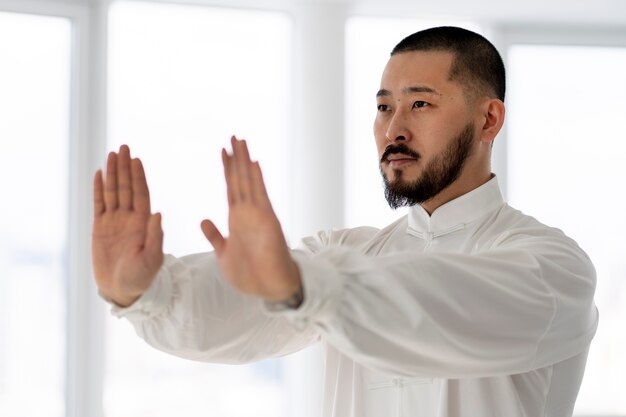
[95,140,318,363]
[92,145,164,307]
[279,233,598,378]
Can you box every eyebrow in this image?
[376,85,441,98]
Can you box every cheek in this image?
[422,117,460,145]
[373,119,387,154]
[427,126,451,145]
[373,114,384,135]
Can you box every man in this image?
[93,27,598,416]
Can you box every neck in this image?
[420,170,494,215]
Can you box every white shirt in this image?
[113,177,598,417]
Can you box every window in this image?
[0,11,71,417]
[105,2,292,416]
[507,44,626,415]
[2,2,624,416]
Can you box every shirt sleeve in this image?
[265,229,598,378]
[110,252,319,364]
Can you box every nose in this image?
[385,107,411,143]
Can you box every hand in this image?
[92,145,164,307]
[201,136,302,303]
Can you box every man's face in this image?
[374,51,478,208]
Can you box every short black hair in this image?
[391,26,506,102]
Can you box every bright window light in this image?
[0,11,71,417]
[344,17,482,228]
[507,44,626,415]
[106,2,292,417]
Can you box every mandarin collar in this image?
[407,176,504,236]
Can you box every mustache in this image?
[380,144,420,164]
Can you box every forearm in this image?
[271,243,597,378]
[111,252,318,363]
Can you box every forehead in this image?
[379,50,458,95]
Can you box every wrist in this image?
[275,284,304,309]
[98,289,141,308]
[272,260,304,309]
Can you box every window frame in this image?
[0,1,107,417]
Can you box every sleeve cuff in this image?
[263,250,345,329]
[109,254,177,320]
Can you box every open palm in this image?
[201,137,301,303]
[92,145,163,307]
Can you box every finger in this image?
[145,212,164,263]
[117,145,133,210]
[232,136,253,202]
[250,161,271,208]
[222,148,235,206]
[131,158,151,214]
[104,151,119,210]
[228,136,244,203]
[201,219,225,256]
[93,170,105,217]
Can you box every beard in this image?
[381,122,475,209]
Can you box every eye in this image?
[377,104,390,112]
[413,101,429,109]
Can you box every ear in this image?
[478,99,505,144]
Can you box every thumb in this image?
[201,219,225,255]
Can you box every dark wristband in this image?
[276,285,304,309]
